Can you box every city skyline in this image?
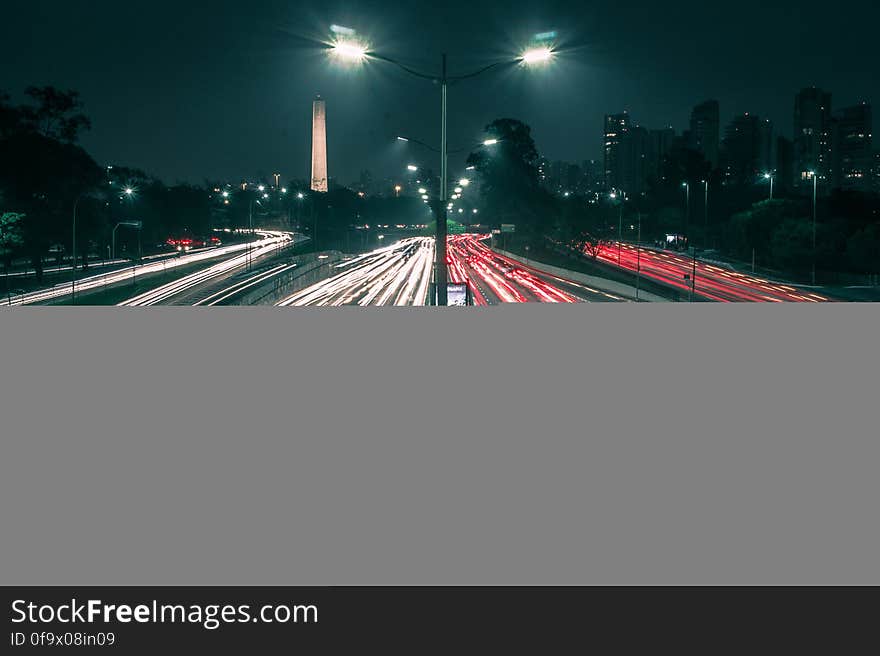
[1,0,877,184]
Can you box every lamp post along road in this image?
[636,212,642,302]
[437,54,449,306]
[618,200,623,266]
[330,32,554,304]
[71,194,83,305]
[811,172,818,286]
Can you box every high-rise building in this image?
[831,102,872,192]
[537,158,550,187]
[311,95,328,193]
[793,87,832,189]
[579,159,604,194]
[603,112,650,195]
[604,112,631,192]
[776,136,794,194]
[646,127,676,185]
[873,151,880,194]
[721,113,773,185]
[689,100,720,168]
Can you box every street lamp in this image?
[763,172,774,201]
[70,191,89,305]
[703,179,709,229]
[330,33,553,305]
[682,181,690,230]
[809,171,818,285]
[635,212,642,302]
[112,220,142,261]
[521,47,554,65]
[610,190,625,266]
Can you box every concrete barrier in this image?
[235,252,346,306]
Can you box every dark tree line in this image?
[0,87,212,282]
[462,117,880,281]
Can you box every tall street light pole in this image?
[703,179,709,228]
[810,171,818,286]
[636,212,642,302]
[71,193,85,305]
[682,181,690,234]
[764,172,774,201]
[610,190,624,266]
[437,54,449,306]
[330,32,553,305]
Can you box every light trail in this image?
[576,241,834,303]
[5,230,300,306]
[118,231,298,306]
[276,238,434,307]
[448,234,621,304]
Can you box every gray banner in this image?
[1,305,878,585]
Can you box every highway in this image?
[449,235,626,304]
[586,242,833,303]
[5,230,297,306]
[118,231,303,306]
[276,237,434,306]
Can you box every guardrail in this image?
[233,252,346,306]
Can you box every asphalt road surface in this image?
[449,235,626,304]
[276,237,434,307]
[589,241,832,302]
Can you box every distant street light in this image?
[407,164,419,172]
[703,179,709,228]
[520,47,554,65]
[763,172,774,200]
[610,190,626,266]
[482,139,499,146]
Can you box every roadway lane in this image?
[5,230,298,306]
[449,235,626,304]
[118,231,304,306]
[276,237,434,307]
[586,242,832,303]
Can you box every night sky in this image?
[3,0,877,185]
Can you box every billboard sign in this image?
[447,283,469,307]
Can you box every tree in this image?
[0,92,25,139]
[0,211,24,249]
[847,223,880,275]
[466,118,554,239]
[0,131,103,280]
[552,197,613,259]
[769,218,813,273]
[723,199,803,261]
[20,87,91,143]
